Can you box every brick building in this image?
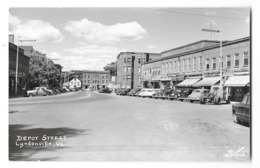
[142,37,250,101]
[9,42,30,97]
[116,52,160,89]
[82,70,110,90]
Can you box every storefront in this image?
[177,77,202,88]
[193,76,221,89]
[224,75,250,101]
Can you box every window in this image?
[138,67,141,73]
[102,76,105,79]
[183,59,185,72]
[188,59,191,72]
[169,62,172,73]
[206,59,210,70]
[124,75,126,80]
[127,66,131,72]
[158,67,160,75]
[199,56,202,70]
[127,75,131,80]
[178,60,181,72]
[138,75,141,81]
[84,80,86,83]
[84,75,86,78]
[102,80,104,83]
[173,62,175,73]
[88,80,90,83]
[241,95,248,104]
[165,63,168,74]
[124,66,126,72]
[243,52,249,66]
[138,58,141,64]
[193,58,196,71]
[226,55,231,68]
[88,75,90,78]
[234,53,239,67]
[106,75,108,79]
[127,58,131,62]
[162,63,164,75]
[124,58,126,63]
[212,58,216,69]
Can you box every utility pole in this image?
[202,28,223,85]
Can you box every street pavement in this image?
[9,90,250,161]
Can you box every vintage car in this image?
[138,89,160,98]
[232,93,250,124]
[174,88,194,101]
[118,88,131,95]
[115,88,122,95]
[98,87,112,94]
[200,85,231,105]
[186,89,210,103]
[127,88,141,96]
[26,87,53,97]
[161,89,174,99]
[152,89,164,99]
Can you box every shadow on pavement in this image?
[9,110,29,114]
[9,124,87,161]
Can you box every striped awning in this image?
[177,78,201,87]
[193,77,221,87]
[224,75,249,87]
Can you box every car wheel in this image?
[214,96,221,105]
[226,97,230,104]
[190,100,194,103]
[233,112,239,123]
[200,97,205,104]
[28,94,33,97]
[179,99,183,102]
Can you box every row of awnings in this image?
[177,75,250,87]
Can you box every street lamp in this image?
[202,28,223,85]
[15,37,36,95]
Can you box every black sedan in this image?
[232,93,250,124]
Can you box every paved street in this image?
[9,90,250,161]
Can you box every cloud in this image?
[9,14,64,44]
[48,52,62,59]
[59,43,119,70]
[9,13,21,31]
[64,18,148,44]
[147,44,156,49]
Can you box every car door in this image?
[237,95,248,120]
[244,95,250,123]
[37,88,46,96]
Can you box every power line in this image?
[143,8,248,21]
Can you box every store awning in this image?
[224,75,249,87]
[193,77,221,87]
[177,78,201,87]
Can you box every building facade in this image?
[82,71,110,90]
[69,78,82,89]
[116,52,160,89]
[142,37,250,101]
[9,42,30,97]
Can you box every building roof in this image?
[19,46,34,53]
[116,51,160,59]
[144,36,250,64]
[82,70,110,74]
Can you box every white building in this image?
[69,78,82,89]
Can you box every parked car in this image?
[118,88,131,95]
[98,87,112,93]
[26,87,53,97]
[133,89,143,97]
[127,88,141,96]
[138,89,159,98]
[161,89,174,99]
[152,89,164,99]
[176,88,194,101]
[200,85,231,105]
[186,89,210,103]
[115,88,122,95]
[232,93,250,124]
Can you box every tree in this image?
[29,56,61,89]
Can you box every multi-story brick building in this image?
[116,52,160,89]
[82,70,110,90]
[142,36,250,101]
[9,42,30,97]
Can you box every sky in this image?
[9,7,250,71]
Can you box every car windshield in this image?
[193,90,200,93]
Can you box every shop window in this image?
[243,52,249,67]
